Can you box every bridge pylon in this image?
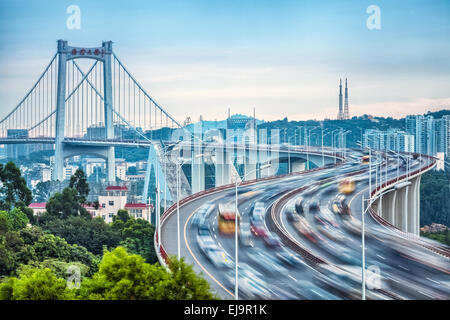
[53,40,115,182]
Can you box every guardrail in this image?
[367,154,450,259]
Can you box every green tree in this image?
[113,209,130,223]
[45,187,89,220]
[78,247,168,300]
[31,233,98,275]
[78,247,216,300]
[17,259,89,280]
[0,162,32,220]
[69,169,90,204]
[111,212,156,263]
[0,208,29,231]
[32,180,63,203]
[420,169,450,227]
[33,234,72,261]
[161,257,218,300]
[40,215,121,255]
[0,268,74,300]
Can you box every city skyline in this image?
[1,0,450,123]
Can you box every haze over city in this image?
[1,0,449,122]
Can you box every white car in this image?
[239,222,253,247]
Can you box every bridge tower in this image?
[54,40,115,182]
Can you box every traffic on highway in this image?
[160,149,450,300]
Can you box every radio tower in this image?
[337,79,343,120]
[344,78,350,119]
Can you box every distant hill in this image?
[423,109,450,119]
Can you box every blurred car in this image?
[247,249,288,274]
[338,179,355,195]
[251,202,265,222]
[224,264,272,299]
[315,265,387,300]
[191,202,215,227]
[204,246,233,269]
[290,280,341,300]
[250,221,268,238]
[336,247,361,265]
[309,201,320,213]
[285,205,301,222]
[250,205,268,238]
[263,233,283,248]
[331,196,351,216]
[239,222,253,247]
[315,218,345,242]
[293,216,321,243]
[197,217,210,234]
[303,185,319,197]
[315,208,339,228]
[341,216,361,235]
[275,248,308,268]
[196,232,216,255]
[294,197,305,215]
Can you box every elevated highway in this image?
[157,148,450,300]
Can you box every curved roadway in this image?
[159,149,450,300]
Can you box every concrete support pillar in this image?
[54,40,68,181]
[191,162,205,193]
[381,193,391,221]
[106,146,115,182]
[402,186,410,232]
[258,148,270,178]
[388,191,397,226]
[394,187,406,231]
[215,147,231,186]
[244,145,257,180]
[244,163,256,180]
[103,41,115,182]
[409,176,421,236]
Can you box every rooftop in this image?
[105,186,128,191]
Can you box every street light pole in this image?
[361,195,366,300]
[176,161,180,259]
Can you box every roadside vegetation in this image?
[0,162,217,300]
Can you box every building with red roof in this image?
[29,185,153,224]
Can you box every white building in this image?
[64,165,78,180]
[364,129,415,153]
[42,167,52,182]
[29,185,153,224]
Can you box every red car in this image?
[250,222,267,238]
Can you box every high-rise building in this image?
[363,129,414,153]
[444,115,450,157]
[405,114,449,158]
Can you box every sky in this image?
[0,0,449,123]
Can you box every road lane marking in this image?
[288,274,297,282]
[397,265,409,271]
[426,277,440,285]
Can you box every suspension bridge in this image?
[0,40,183,182]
